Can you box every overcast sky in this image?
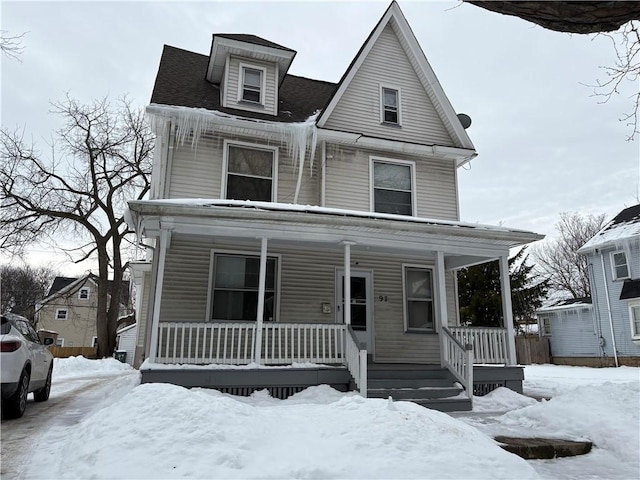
[2,1,639,276]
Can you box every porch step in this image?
[365,365,470,412]
[368,386,463,400]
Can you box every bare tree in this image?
[0,96,153,357]
[534,212,606,300]
[0,264,58,322]
[466,2,640,139]
[1,30,27,61]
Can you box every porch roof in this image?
[127,199,543,260]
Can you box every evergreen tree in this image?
[457,247,548,328]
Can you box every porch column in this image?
[149,229,170,363]
[499,254,517,365]
[343,241,355,325]
[254,237,268,364]
[436,251,448,368]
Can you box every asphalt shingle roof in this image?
[150,45,337,123]
[579,203,640,251]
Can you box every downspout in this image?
[600,251,619,367]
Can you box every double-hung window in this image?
[78,287,90,300]
[372,159,414,215]
[629,303,640,339]
[612,251,629,280]
[403,266,435,332]
[540,316,552,336]
[381,86,400,125]
[240,65,263,104]
[56,308,68,320]
[225,144,276,202]
[211,254,277,322]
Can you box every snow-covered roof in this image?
[537,298,592,313]
[578,204,640,253]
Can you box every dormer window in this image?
[381,86,401,125]
[240,64,265,104]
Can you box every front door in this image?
[336,270,373,351]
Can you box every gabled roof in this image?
[316,1,474,151]
[578,204,640,253]
[151,45,336,123]
[213,34,295,52]
[44,274,131,306]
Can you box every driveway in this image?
[1,372,139,480]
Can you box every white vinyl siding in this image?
[225,56,277,115]
[323,24,454,146]
[157,234,459,363]
[325,145,458,220]
[166,131,319,205]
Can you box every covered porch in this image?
[128,200,541,404]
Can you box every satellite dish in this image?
[457,113,472,129]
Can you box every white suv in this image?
[1,313,54,419]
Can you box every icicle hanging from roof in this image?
[146,104,319,202]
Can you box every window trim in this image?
[78,287,90,300]
[55,337,64,347]
[55,308,68,320]
[206,249,282,323]
[628,301,640,340]
[611,250,630,280]
[369,156,417,216]
[221,139,279,202]
[402,263,436,333]
[539,315,552,336]
[379,84,402,126]
[237,62,267,105]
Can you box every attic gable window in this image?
[240,65,264,104]
[612,251,629,280]
[223,141,277,202]
[78,287,90,300]
[381,86,401,125]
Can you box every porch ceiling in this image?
[127,200,543,263]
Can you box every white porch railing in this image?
[441,326,473,399]
[156,322,367,393]
[449,326,510,364]
[344,326,367,394]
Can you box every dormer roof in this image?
[151,45,336,122]
[206,33,296,85]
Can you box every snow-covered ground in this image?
[23,359,639,479]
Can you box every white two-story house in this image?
[127,1,542,411]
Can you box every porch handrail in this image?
[441,326,473,399]
[449,326,509,364]
[344,325,367,395]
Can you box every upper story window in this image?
[403,265,434,332]
[224,142,277,202]
[612,251,629,280]
[371,158,415,216]
[78,287,90,300]
[56,308,68,320]
[240,64,265,104]
[380,86,401,125]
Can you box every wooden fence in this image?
[515,335,550,364]
[48,346,98,359]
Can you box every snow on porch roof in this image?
[127,199,543,242]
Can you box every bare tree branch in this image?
[0,30,27,61]
[0,96,153,356]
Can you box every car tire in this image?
[3,368,30,419]
[34,364,53,402]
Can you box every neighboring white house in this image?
[538,204,640,367]
[126,1,543,410]
[116,323,137,366]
